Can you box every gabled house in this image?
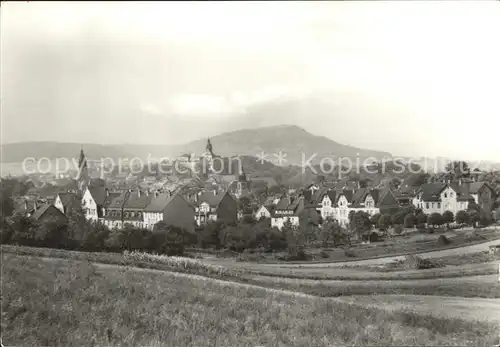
[54,192,78,215]
[336,190,354,226]
[13,199,39,217]
[300,204,322,233]
[144,192,195,233]
[271,196,305,230]
[81,186,108,222]
[194,191,237,226]
[254,205,272,220]
[461,181,495,213]
[31,203,68,223]
[413,183,467,215]
[315,189,337,221]
[103,190,129,229]
[122,190,154,228]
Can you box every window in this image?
[426,203,429,209]
[437,203,441,209]
[450,192,454,198]
[444,193,447,198]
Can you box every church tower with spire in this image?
[77,146,90,194]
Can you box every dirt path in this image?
[259,239,500,268]
[35,255,500,324]
[334,295,500,323]
[248,273,499,287]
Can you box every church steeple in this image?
[77,145,89,193]
[206,138,213,155]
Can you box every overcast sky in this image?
[1,1,499,161]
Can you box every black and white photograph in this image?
[1,1,499,346]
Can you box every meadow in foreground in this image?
[1,253,499,347]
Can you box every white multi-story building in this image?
[271,196,304,230]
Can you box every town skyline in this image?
[1,1,499,161]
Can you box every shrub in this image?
[319,250,330,258]
[416,223,426,231]
[393,225,404,235]
[403,214,416,228]
[369,232,380,243]
[344,248,356,258]
[399,255,443,270]
[437,235,451,246]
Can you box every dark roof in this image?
[300,206,321,225]
[31,204,66,221]
[376,189,400,208]
[144,192,189,212]
[468,182,493,194]
[273,196,304,214]
[351,188,369,207]
[337,189,354,203]
[123,190,154,210]
[197,191,226,208]
[275,196,292,210]
[13,199,36,215]
[57,192,77,209]
[103,192,121,208]
[418,183,448,201]
[106,191,129,210]
[89,187,107,205]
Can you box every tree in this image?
[200,221,224,249]
[456,210,469,225]
[442,210,454,228]
[237,196,252,213]
[67,200,90,247]
[427,212,444,228]
[416,213,427,226]
[378,214,392,232]
[350,211,372,240]
[283,220,305,259]
[82,221,111,252]
[320,218,348,247]
[445,161,470,181]
[370,213,381,226]
[34,217,70,249]
[391,210,406,226]
[164,226,187,256]
[403,214,416,229]
[0,192,14,218]
[479,211,493,227]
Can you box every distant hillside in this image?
[0,142,134,163]
[172,125,392,166]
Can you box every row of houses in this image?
[257,178,497,231]
[80,186,240,233]
[259,185,400,230]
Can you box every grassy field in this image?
[217,228,500,264]
[3,245,499,299]
[242,274,500,298]
[341,251,500,272]
[2,253,499,347]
